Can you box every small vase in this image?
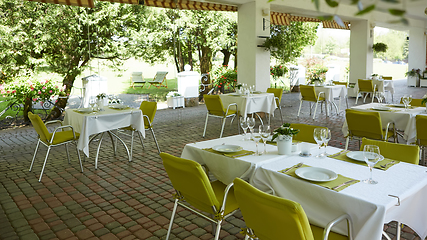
[277,135,293,155]
[97,99,104,111]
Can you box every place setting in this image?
[203,144,254,158]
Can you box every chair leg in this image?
[29,141,41,172]
[137,131,144,150]
[214,219,223,240]
[297,100,303,117]
[355,93,359,104]
[203,113,209,137]
[149,128,161,153]
[278,106,283,123]
[65,143,71,164]
[313,101,319,119]
[130,131,134,161]
[396,221,402,240]
[345,137,350,150]
[76,144,83,173]
[220,117,227,138]
[166,199,179,240]
[39,146,52,182]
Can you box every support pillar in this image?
[408,26,426,87]
[237,1,270,91]
[349,20,373,86]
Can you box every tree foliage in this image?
[264,22,318,65]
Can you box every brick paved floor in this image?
[0,79,426,240]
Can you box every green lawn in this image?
[124,78,178,102]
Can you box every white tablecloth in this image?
[314,85,347,102]
[63,108,145,157]
[219,93,277,117]
[250,149,427,240]
[342,103,425,143]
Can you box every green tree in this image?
[324,37,338,55]
[0,0,148,120]
[264,22,318,65]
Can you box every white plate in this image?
[109,104,128,109]
[295,167,338,182]
[253,91,262,93]
[230,93,241,96]
[212,145,243,153]
[76,108,93,113]
[391,104,405,108]
[372,107,390,111]
[346,151,365,162]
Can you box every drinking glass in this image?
[240,117,249,141]
[89,99,96,112]
[322,129,331,156]
[402,95,412,111]
[313,128,325,158]
[247,117,256,136]
[259,125,271,154]
[251,129,262,156]
[363,145,381,184]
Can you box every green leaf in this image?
[350,0,359,4]
[325,0,339,7]
[381,0,399,3]
[312,0,320,10]
[356,4,375,15]
[317,15,334,21]
[388,9,405,16]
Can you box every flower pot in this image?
[97,99,104,111]
[277,135,292,155]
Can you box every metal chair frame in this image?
[203,102,238,138]
[297,86,326,119]
[355,79,382,104]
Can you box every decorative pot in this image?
[97,99,104,111]
[277,135,293,155]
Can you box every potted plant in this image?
[167,92,185,109]
[372,43,388,53]
[405,69,421,87]
[272,123,299,155]
[371,73,379,80]
[308,75,324,86]
[96,93,107,110]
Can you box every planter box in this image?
[420,79,427,88]
[407,76,419,87]
[167,96,185,109]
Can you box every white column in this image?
[408,26,426,76]
[237,1,270,91]
[349,20,373,85]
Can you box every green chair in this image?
[118,101,161,159]
[416,115,427,166]
[233,178,352,240]
[360,137,419,165]
[297,85,326,119]
[345,109,395,150]
[290,123,327,144]
[356,79,381,104]
[266,88,284,123]
[28,112,83,182]
[203,94,238,138]
[400,97,424,107]
[160,153,239,240]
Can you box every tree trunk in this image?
[200,46,212,75]
[172,30,180,73]
[46,73,77,120]
[234,51,237,70]
[23,98,33,122]
[188,39,193,70]
[221,49,231,66]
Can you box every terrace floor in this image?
[1,79,426,240]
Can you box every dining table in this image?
[63,105,145,168]
[180,134,427,240]
[314,84,348,113]
[342,102,426,143]
[219,92,277,118]
[354,78,395,102]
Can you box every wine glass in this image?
[363,145,381,184]
[259,125,271,154]
[251,129,262,156]
[240,117,249,141]
[89,99,96,112]
[313,128,325,158]
[247,117,256,136]
[402,95,411,111]
[407,95,413,109]
[321,129,331,156]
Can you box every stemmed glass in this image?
[251,129,262,156]
[402,95,412,111]
[247,117,256,136]
[313,128,325,158]
[362,145,382,184]
[240,117,249,141]
[89,99,96,112]
[322,129,331,156]
[259,125,271,155]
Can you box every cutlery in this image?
[230,152,252,158]
[380,161,395,168]
[332,180,358,190]
[282,163,303,173]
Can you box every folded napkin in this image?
[73,109,94,114]
[369,108,398,112]
[279,163,359,192]
[109,106,131,110]
[328,150,399,170]
[386,105,417,109]
[203,148,254,158]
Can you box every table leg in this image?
[107,131,116,156]
[95,132,104,169]
[109,131,131,162]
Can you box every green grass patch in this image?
[123,78,178,102]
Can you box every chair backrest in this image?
[152,71,168,83]
[299,85,318,102]
[400,98,424,107]
[131,72,143,81]
[290,123,327,144]
[332,81,348,87]
[266,88,283,105]
[358,79,374,92]
[140,101,157,127]
[160,152,221,214]
[204,95,225,116]
[345,109,384,140]
[233,178,314,240]
[416,115,427,146]
[382,76,392,80]
[360,138,419,165]
[28,112,51,142]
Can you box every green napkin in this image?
[109,106,131,110]
[386,104,417,109]
[328,150,399,170]
[279,163,359,192]
[73,109,94,114]
[203,148,254,158]
[369,108,398,112]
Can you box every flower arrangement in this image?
[96,93,107,100]
[308,75,323,85]
[0,78,64,105]
[405,69,421,78]
[270,65,288,80]
[212,65,238,91]
[271,123,300,141]
[166,92,182,97]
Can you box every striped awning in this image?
[289,15,321,23]
[26,0,94,7]
[101,0,140,4]
[143,0,237,11]
[270,12,290,26]
[322,20,350,30]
